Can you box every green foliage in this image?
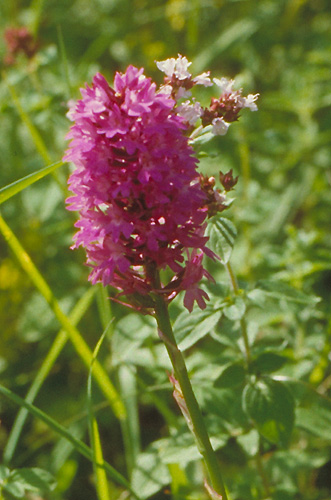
[0,465,56,499]
[0,0,331,499]
[243,377,295,447]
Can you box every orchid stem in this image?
[152,285,228,499]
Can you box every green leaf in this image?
[131,449,171,499]
[206,216,237,264]
[223,295,246,320]
[242,377,295,446]
[10,468,56,494]
[178,310,222,351]
[237,430,260,457]
[0,465,10,481]
[173,308,209,344]
[255,280,320,305]
[112,313,154,365]
[214,363,246,388]
[251,352,288,374]
[296,407,331,441]
[3,480,25,498]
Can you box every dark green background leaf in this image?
[243,377,295,446]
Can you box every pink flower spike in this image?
[64,64,212,309]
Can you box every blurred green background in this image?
[0,0,331,499]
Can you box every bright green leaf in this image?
[206,216,237,264]
[178,310,222,351]
[10,468,56,494]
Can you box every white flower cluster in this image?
[156,54,259,136]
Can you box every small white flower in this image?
[175,87,192,99]
[174,54,192,80]
[177,100,202,125]
[156,54,192,80]
[193,71,213,87]
[213,77,235,93]
[156,57,176,77]
[242,93,259,111]
[212,117,230,136]
[158,84,173,96]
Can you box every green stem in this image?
[152,290,228,499]
[255,442,271,498]
[225,261,251,366]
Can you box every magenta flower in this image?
[64,65,212,310]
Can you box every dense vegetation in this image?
[0,1,330,499]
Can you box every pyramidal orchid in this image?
[64,56,258,499]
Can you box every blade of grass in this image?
[0,214,126,421]
[118,365,141,479]
[29,0,45,36]
[0,384,141,500]
[3,287,96,464]
[57,24,73,99]
[3,73,65,193]
[0,161,64,205]
[87,325,113,500]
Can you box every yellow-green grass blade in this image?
[0,214,126,420]
[0,384,141,500]
[0,161,64,205]
[87,327,112,500]
[3,287,96,464]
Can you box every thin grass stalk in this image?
[87,328,112,500]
